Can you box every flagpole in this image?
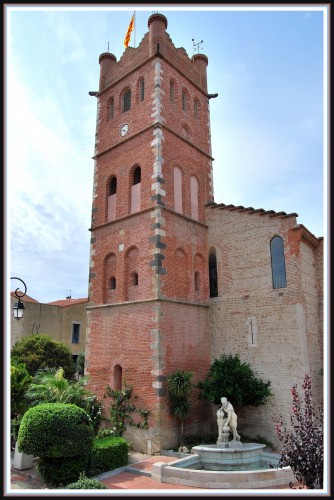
[134,11,136,48]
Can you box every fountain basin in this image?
[152,446,295,489]
[192,442,267,470]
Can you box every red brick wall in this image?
[86,14,213,452]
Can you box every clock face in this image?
[120,124,129,136]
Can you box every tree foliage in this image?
[197,354,272,408]
[167,370,194,448]
[273,374,323,489]
[76,351,85,377]
[10,359,32,419]
[11,333,76,379]
[25,367,103,434]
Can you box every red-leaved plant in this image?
[273,374,323,489]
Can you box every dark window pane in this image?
[110,177,117,195]
[133,167,141,185]
[72,323,80,344]
[140,79,145,101]
[123,90,131,112]
[209,253,218,297]
[270,236,287,289]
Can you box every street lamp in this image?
[11,277,27,320]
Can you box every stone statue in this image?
[217,397,241,442]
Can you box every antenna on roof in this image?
[65,290,72,299]
[192,38,203,55]
[107,41,109,52]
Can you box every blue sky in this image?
[6,4,328,304]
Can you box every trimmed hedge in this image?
[66,472,107,489]
[38,454,90,488]
[18,403,94,457]
[88,436,129,476]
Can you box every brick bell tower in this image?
[86,13,216,453]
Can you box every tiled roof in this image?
[47,297,89,307]
[207,202,298,219]
[10,292,39,303]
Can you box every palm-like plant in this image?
[167,370,193,449]
[25,367,88,405]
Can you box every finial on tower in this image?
[192,38,203,55]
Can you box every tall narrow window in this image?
[209,253,218,298]
[108,98,114,120]
[182,91,187,111]
[270,236,287,289]
[110,276,116,290]
[139,79,145,101]
[194,271,200,291]
[105,253,117,303]
[72,323,81,344]
[190,175,199,220]
[133,167,141,185]
[131,272,138,286]
[194,98,199,119]
[170,80,175,102]
[131,166,141,213]
[108,176,117,221]
[110,176,117,195]
[123,89,131,112]
[114,364,122,390]
[174,167,182,213]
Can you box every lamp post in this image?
[10,277,27,320]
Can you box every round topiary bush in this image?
[18,403,94,457]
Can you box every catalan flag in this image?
[124,13,135,48]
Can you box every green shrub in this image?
[168,370,194,449]
[87,436,129,476]
[104,382,149,436]
[11,334,76,379]
[38,455,89,487]
[18,403,94,457]
[197,353,272,408]
[66,472,107,489]
[10,360,32,418]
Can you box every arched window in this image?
[108,98,114,120]
[190,175,199,220]
[114,364,122,390]
[194,271,200,291]
[182,91,187,111]
[139,78,145,101]
[109,176,117,195]
[131,167,141,213]
[174,167,182,213]
[133,167,141,185]
[174,248,187,298]
[270,236,287,289]
[108,176,117,221]
[123,89,131,112]
[209,253,218,298]
[105,253,117,303]
[125,246,139,300]
[170,80,175,102]
[194,98,199,119]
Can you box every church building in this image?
[85,13,323,453]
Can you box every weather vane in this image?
[192,38,203,55]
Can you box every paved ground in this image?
[8,451,301,493]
